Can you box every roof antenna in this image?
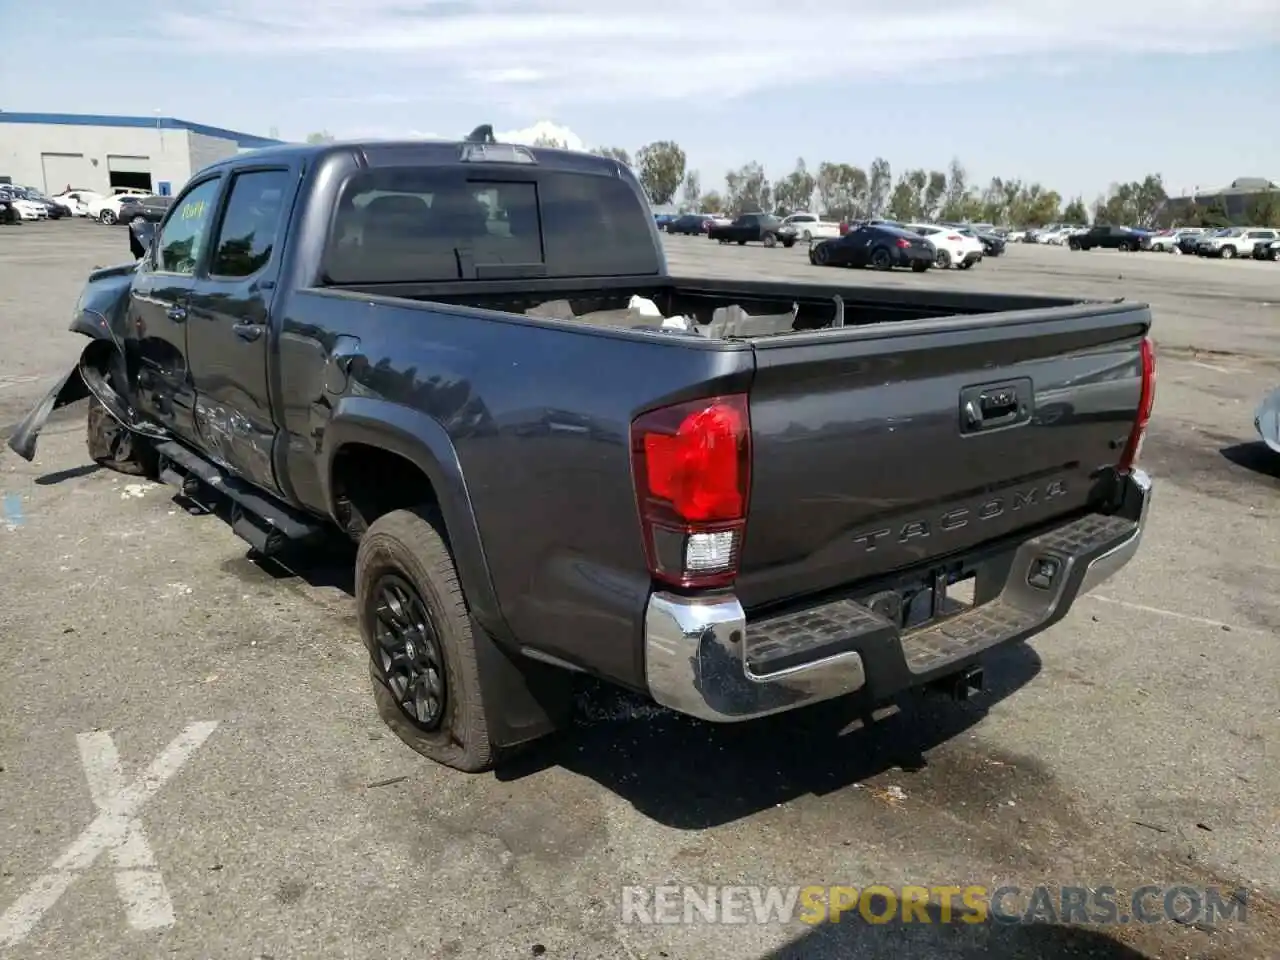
[465,124,496,143]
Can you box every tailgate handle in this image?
[960,379,1032,434]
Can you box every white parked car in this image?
[0,190,48,221]
[85,190,150,225]
[781,212,841,241]
[1037,225,1077,245]
[902,222,985,269]
[1197,227,1279,260]
[52,189,105,216]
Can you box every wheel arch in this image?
[322,396,509,640]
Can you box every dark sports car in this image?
[809,222,935,271]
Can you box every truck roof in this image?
[203,138,627,178]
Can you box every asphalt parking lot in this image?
[1,220,1278,960]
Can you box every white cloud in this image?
[493,121,586,151]
[157,0,1280,106]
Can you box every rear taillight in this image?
[896,237,911,248]
[946,234,963,242]
[839,222,849,235]
[631,394,751,588]
[1118,337,1156,472]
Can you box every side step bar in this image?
[154,440,326,555]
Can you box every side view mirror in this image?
[129,220,156,261]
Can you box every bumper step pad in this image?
[901,512,1138,672]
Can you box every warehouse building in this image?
[0,112,284,197]
[1163,176,1280,222]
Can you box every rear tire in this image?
[763,233,777,248]
[934,249,952,269]
[87,396,158,477]
[870,247,892,270]
[356,507,496,773]
[98,209,116,225]
[910,261,928,273]
[1220,246,1236,259]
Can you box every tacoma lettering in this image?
[852,480,1068,552]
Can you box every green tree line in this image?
[307,131,1280,229]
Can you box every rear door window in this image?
[322,166,658,283]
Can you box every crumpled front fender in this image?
[5,365,89,461]
[5,312,167,462]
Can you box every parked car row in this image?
[0,185,69,220]
[0,186,173,227]
[658,210,842,242]
[1168,226,1279,261]
[1023,222,1280,262]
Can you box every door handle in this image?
[232,322,264,342]
[166,305,187,322]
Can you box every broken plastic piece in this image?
[628,295,662,318]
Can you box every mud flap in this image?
[5,366,89,461]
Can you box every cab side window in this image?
[210,169,291,278]
[158,179,222,275]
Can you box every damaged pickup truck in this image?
[8,129,1156,772]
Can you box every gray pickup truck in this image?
[8,129,1155,772]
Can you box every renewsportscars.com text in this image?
[620,884,1248,927]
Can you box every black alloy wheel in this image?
[370,573,447,729]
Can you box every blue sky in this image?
[4,0,1279,202]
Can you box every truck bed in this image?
[317,277,1148,617]
[331,275,1098,339]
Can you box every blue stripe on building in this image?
[0,112,284,149]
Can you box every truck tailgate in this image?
[736,302,1150,611]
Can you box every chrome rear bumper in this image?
[644,469,1151,723]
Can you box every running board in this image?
[154,440,327,554]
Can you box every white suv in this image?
[1198,227,1279,259]
[781,212,841,241]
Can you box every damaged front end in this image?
[7,220,171,462]
[5,364,90,461]
[6,342,169,462]
[8,250,171,461]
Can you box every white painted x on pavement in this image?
[0,721,219,948]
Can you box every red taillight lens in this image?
[896,237,911,248]
[1118,337,1156,472]
[631,394,751,588]
[946,234,963,242]
[839,222,849,235]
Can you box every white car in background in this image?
[1038,225,1078,245]
[85,189,150,225]
[781,212,841,241]
[902,222,985,269]
[0,189,48,221]
[52,189,105,216]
